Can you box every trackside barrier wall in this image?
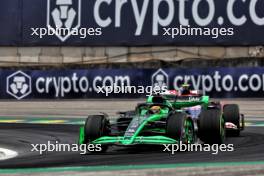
[1,0,264,45]
[2,67,264,100]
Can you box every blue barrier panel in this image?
[1,67,264,99]
[0,0,20,45]
[1,0,264,45]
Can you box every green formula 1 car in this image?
[79,90,244,152]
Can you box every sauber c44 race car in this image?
[79,87,244,152]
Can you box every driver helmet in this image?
[149,106,161,114]
[180,83,191,95]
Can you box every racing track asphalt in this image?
[0,123,264,168]
[0,99,263,169]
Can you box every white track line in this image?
[0,148,18,160]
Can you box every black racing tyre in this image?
[84,115,110,152]
[199,109,225,144]
[223,104,240,136]
[166,112,195,144]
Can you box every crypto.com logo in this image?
[151,69,169,89]
[6,71,32,100]
[47,0,81,42]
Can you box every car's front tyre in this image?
[84,115,110,153]
[166,112,195,144]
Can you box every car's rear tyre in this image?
[84,115,110,152]
[199,109,225,144]
[166,112,195,144]
[223,104,240,137]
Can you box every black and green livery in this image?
[79,94,243,152]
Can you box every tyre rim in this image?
[183,120,194,144]
[220,116,225,141]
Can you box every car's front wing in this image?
[91,136,177,145]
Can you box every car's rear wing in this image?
[159,90,208,109]
[171,96,209,109]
